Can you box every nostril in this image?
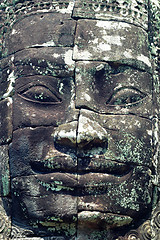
[77,138,108,152]
[77,139,108,157]
[53,122,77,155]
[54,137,76,155]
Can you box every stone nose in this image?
[77,114,108,156]
[53,115,108,157]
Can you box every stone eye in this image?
[106,88,146,106]
[18,85,62,104]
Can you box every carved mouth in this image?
[31,157,131,176]
[31,157,132,194]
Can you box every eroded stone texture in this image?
[0,197,11,240]
[5,13,77,54]
[0,56,15,99]
[0,0,159,239]
[14,47,75,78]
[11,175,77,238]
[73,20,151,69]
[0,98,12,144]
[0,145,10,197]
[73,0,148,29]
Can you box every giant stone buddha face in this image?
[2,9,154,239]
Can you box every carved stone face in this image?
[3,11,153,239]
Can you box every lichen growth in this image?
[38,179,74,192]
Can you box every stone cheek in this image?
[9,126,78,178]
[11,175,77,238]
[77,110,152,168]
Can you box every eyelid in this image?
[106,87,147,106]
[17,84,62,105]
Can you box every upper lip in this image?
[31,156,132,183]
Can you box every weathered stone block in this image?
[11,175,77,238]
[5,13,77,54]
[14,47,75,78]
[0,98,12,144]
[0,145,10,197]
[73,20,151,69]
[0,56,15,100]
[0,197,11,240]
[73,0,148,29]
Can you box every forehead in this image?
[4,12,151,68]
[73,20,151,67]
[5,13,76,53]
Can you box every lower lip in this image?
[36,170,132,193]
[78,211,133,228]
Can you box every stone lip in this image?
[31,157,131,175]
[78,211,133,229]
[34,163,132,193]
[78,171,132,187]
[77,158,131,174]
[30,155,133,173]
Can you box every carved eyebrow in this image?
[109,59,152,74]
[14,58,75,78]
[15,58,64,68]
[95,61,151,77]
